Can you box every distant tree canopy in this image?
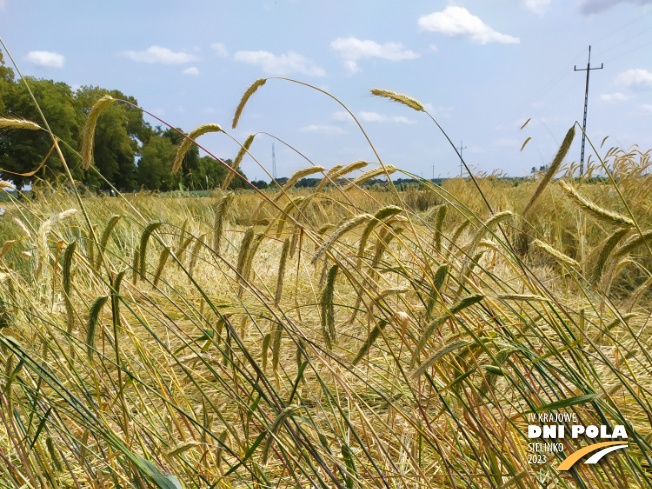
[0,52,246,192]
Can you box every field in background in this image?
[1,80,652,488]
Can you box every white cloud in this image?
[429,44,439,52]
[233,50,325,76]
[202,107,217,114]
[418,7,520,44]
[123,46,199,65]
[333,111,353,121]
[579,0,652,15]
[642,104,652,113]
[523,0,552,14]
[615,69,652,90]
[183,66,200,76]
[358,111,416,124]
[423,103,452,117]
[600,92,631,102]
[532,101,545,109]
[211,43,228,58]
[25,51,65,68]
[332,110,416,124]
[299,125,346,135]
[331,37,419,74]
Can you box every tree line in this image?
[0,52,246,192]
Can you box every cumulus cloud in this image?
[418,7,520,44]
[332,111,353,121]
[578,0,652,15]
[299,125,346,135]
[332,110,415,124]
[25,51,65,68]
[600,92,631,102]
[615,69,652,90]
[123,46,199,64]
[359,111,416,124]
[523,0,552,14]
[211,43,228,57]
[233,50,325,76]
[331,37,419,73]
[423,103,453,117]
[183,66,200,76]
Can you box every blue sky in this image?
[1,0,651,180]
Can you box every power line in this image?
[590,6,652,48]
[574,45,603,176]
[603,37,652,64]
[598,23,652,57]
[496,10,650,133]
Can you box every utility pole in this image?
[458,141,467,177]
[272,143,277,180]
[574,45,603,176]
[432,163,435,181]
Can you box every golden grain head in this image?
[559,180,634,227]
[371,88,424,112]
[523,126,575,215]
[0,180,16,190]
[338,160,369,176]
[172,124,223,174]
[344,165,397,191]
[325,164,344,177]
[232,78,267,129]
[533,239,580,269]
[0,117,42,131]
[81,95,117,170]
[223,134,256,190]
[282,166,325,191]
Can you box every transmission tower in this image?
[272,143,277,180]
[574,45,603,175]
[458,141,467,177]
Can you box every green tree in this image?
[0,77,82,189]
[0,51,15,113]
[137,133,175,191]
[200,155,247,189]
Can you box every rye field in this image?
[0,80,652,489]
